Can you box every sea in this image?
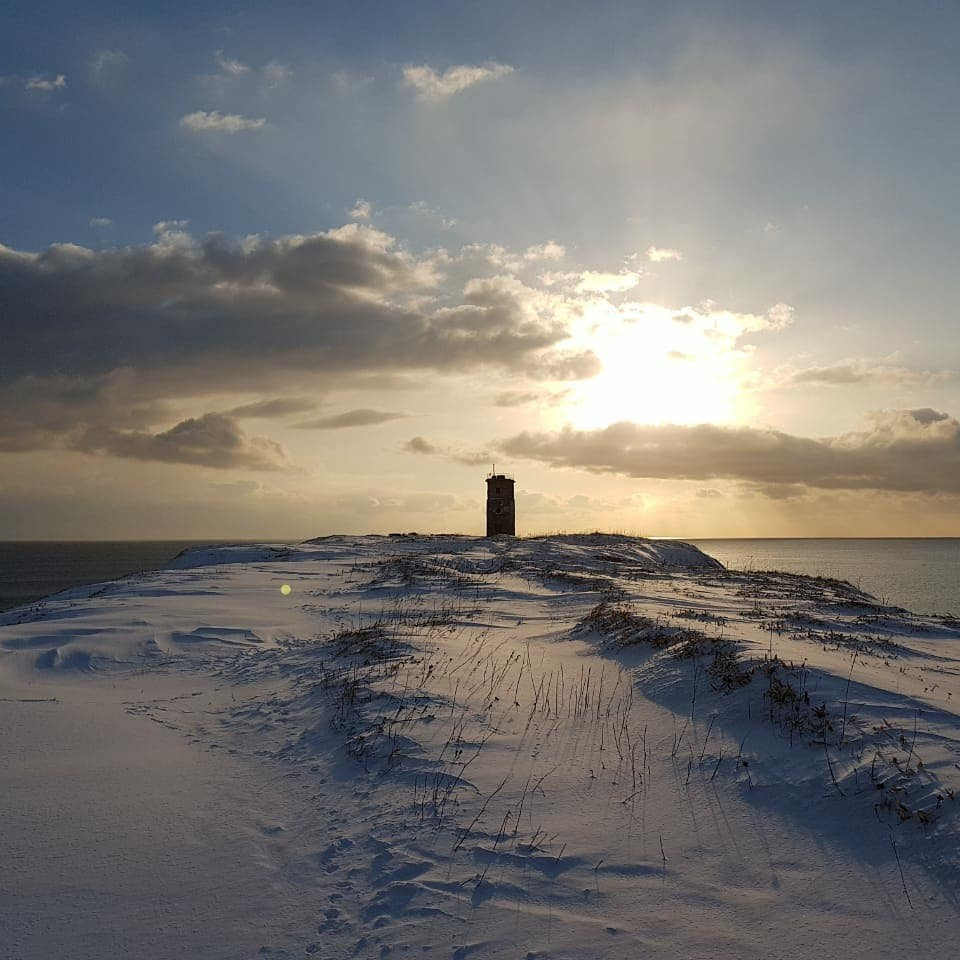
[690,539,959,617]
[0,541,249,614]
[0,538,957,617]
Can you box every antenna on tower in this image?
[492,462,496,475]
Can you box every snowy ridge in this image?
[2,534,959,959]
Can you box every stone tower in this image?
[486,472,516,536]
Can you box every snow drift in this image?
[2,534,959,959]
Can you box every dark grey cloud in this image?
[296,408,407,430]
[0,369,287,469]
[403,436,438,455]
[0,231,576,385]
[0,228,594,465]
[0,371,170,452]
[402,435,490,466]
[500,409,960,494]
[909,408,952,425]
[80,413,287,470]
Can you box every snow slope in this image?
[2,534,959,959]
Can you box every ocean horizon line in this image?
[1,535,959,543]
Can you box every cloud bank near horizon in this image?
[499,409,960,495]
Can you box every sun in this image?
[560,301,753,429]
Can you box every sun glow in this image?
[561,300,756,429]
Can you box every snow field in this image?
[2,534,959,958]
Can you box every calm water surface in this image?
[0,541,233,612]
[691,538,959,616]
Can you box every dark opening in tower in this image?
[485,473,516,536]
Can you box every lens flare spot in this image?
[280,584,292,596]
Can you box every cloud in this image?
[25,73,67,92]
[260,61,292,88]
[500,408,960,494]
[764,302,795,330]
[659,300,794,337]
[81,413,288,470]
[576,270,642,293]
[0,368,292,471]
[153,219,189,233]
[645,246,683,263]
[493,390,541,407]
[402,435,490,466]
[448,449,493,467]
[296,408,407,430]
[89,217,113,229]
[539,267,650,294]
[494,388,571,407]
[214,50,252,77]
[348,198,372,220]
[91,50,128,78]
[402,62,514,101]
[209,51,290,88]
[180,110,266,133]
[750,483,809,501]
[524,242,566,262]
[209,479,262,496]
[403,436,437,455]
[407,200,457,229]
[0,227,582,391]
[0,226,628,467]
[2,73,67,93]
[776,356,953,388]
[531,350,603,380]
[0,370,166,454]
[227,398,316,419]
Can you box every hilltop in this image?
[2,534,959,959]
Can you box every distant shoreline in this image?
[0,536,958,542]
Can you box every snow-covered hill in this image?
[2,535,959,959]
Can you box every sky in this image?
[2,0,959,538]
